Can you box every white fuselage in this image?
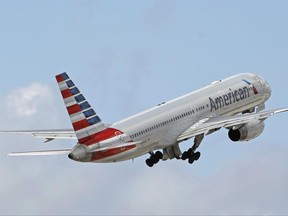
[89,73,271,162]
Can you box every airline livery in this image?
[2,73,288,167]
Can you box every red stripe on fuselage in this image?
[56,75,64,83]
[91,144,136,161]
[79,128,124,145]
[67,104,82,115]
[61,89,73,99]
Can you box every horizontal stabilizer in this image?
[7,149,72,157]
[0,130,76,141]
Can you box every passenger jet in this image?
[2,73,288,167]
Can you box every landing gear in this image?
[145,134,205,167]
[145,158,154,167]
[182,149,201,164]
[145,151,163,167]
[181,134,204,165]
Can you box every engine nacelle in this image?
[228,120,265,142]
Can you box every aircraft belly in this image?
[156,119,196,149]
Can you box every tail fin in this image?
[55,72,108,144]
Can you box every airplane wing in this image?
[177,107,288,142]
[0,129,76,142]
[7,149,72,156]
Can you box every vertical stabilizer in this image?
[55,72,108,144]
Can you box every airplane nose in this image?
[256,75,272,97]
[263,78,272,97]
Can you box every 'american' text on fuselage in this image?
[209,86,250,111]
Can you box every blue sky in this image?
[0,0,288,215]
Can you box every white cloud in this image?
[6,83,53,117]
[1,82,70,130]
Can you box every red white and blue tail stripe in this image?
[56,72,108,144]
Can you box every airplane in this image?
[1,72,288,167]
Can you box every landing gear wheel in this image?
[146,158,154,167]
[194,152,201,161]
[151,155,159,164]
[188,156,195,164]
[155,151,163,159]
[182,148,201,164]
[181,151,189,160]
[146,151,164,167]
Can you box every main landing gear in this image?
[145,134,205,167]
[145,151,163,167]
[181,149,201,164]
[181,134,204,165]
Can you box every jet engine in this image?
[228,120,265,142]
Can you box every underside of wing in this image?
[0,129,76,142]
[8,149,72,156]
[177,107,288,142]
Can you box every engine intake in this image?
[228,120,265,142]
